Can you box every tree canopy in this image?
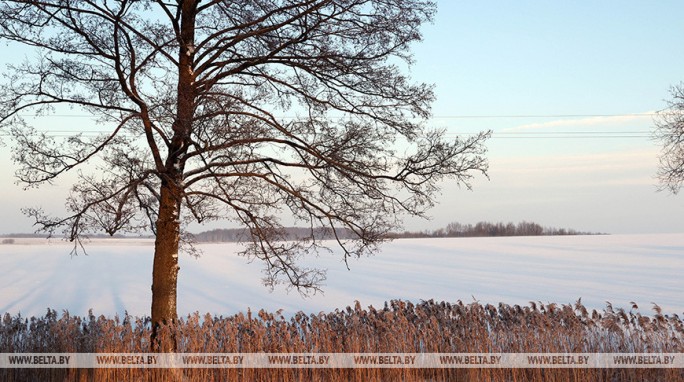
[0,0,489,329]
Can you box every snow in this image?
[0,234,682,318]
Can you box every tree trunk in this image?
[150,182,181,351]
[150,0,196,352]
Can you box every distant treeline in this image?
[390,221,602,239]
[2,221,599,243]
[191,221,600,243]
[191,227,360,243]
[0,233,148,239]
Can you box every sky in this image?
[1,1,684,235]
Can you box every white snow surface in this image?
[1,234,682,318]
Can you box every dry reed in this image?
[1,299,682,381]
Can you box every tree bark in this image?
[150,1,197,351]
[150,181,181,350]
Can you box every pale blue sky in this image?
[1,1,684,234]
[401,0,684,234]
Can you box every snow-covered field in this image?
[0,234,682,318]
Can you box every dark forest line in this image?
[192,221,603,243]
[391,221,604,239]
[0,221,602,243]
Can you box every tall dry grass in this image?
[1,299,682,381]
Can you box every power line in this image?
[493,131,650,134]
[430,113,657,119]
[1,131,653,140]
[446,130,653,140]
[3,111,656,141]
[487,135,650,139]
[14,114,100,118]
[13,112,657,119]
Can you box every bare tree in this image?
[0,0,489,337]
[655,83,684,194]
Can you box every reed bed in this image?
[1,299,682,381]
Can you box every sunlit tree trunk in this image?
[151,181,182,349]
[150,0,197,349]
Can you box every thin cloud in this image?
[487,148,658,188]
[502,112,656,132]
[493,148,656,172]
